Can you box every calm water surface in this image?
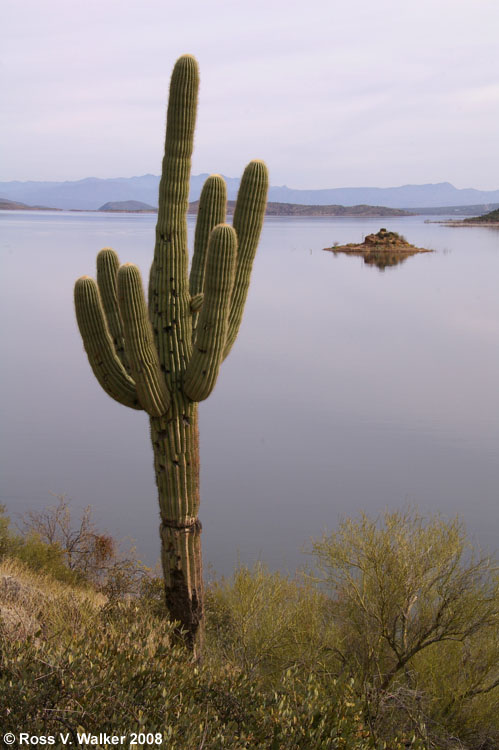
[1,210,498,573]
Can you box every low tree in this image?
[311,510,498,713]
[18,495,146,595]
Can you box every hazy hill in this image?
[0,197,57,211]
[190,201,411,217]
[468,207,499,223]
[97,200,411,217]
[99,200,156,212]
[408,202,499,216]
[2,175,499,210]
[262,202,410,217]
[0,198,32,210]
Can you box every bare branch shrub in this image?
[311,508,499,746]
[18,495,149,596]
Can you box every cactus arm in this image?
[74,277,142,410]
[96,248,129,372]
[149,55,199,386]
[189,175,227,333]
[223,160,269,359]
[183,225,236,401]
[157,54,199,235]
[117,264,170,417]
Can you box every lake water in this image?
[1,210,498,575]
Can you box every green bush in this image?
[1,504,497,748]
[0,504,12,558]
[311,509,499,747]
[0,504,80,585]
[12,532,82,585]
[1,595,387,748]
[206,563,331,681]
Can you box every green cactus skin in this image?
[183,224,237,401]
[96,248,129,371]
[74,54,268,653]
[74,277,141,410]
[224,159,268,359]
[189,175,227,335]
[117,264,170,417]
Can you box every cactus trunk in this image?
[151,397,203,650]
[74,54,268,653]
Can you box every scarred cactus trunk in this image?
[152,400,202,649]
[74,55,268,654]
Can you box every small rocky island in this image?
[324,228,432,270]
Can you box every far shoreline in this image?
[438,221,499,228]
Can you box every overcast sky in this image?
[2,0,498,189]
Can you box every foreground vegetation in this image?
[1,502,498,749]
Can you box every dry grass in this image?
[0,557,106,643]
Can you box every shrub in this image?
[310,508,499,746]
[205,563,331,681]
[1,504,79,585]
[1,504,497,748]
[16,496,148,595]
[0,559,374,748]
[0,504,12,558]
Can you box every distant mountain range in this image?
[2,175,499,211]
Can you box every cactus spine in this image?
[74,55,268,652]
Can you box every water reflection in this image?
[327,247,422,270]
[324,227,433,271]
[0,211,498,574]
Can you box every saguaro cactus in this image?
[74,55,268,652]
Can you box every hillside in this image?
[468,207,499,223]
[256,202,410,217]
[407,202,499,216]
[440,206,499,227]
[0,197,57,211]
[189,200,412,217]
[99,200,156,212]
[96,199,412,217]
